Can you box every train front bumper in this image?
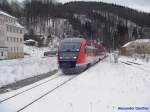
[59,60,87,74]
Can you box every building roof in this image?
[122,41,134,47]
[122,39,150,47]
[15,22,24,29]
[135,39,150,43]
[0,10,24,29]
[0,11,16,19]
[25,39,36,42]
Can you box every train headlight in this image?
[60,57,63,59]
[73,56,77,59]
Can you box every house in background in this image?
[0,10,24,60]
[120,39,150,56]
[142,27,150,39]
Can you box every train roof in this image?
[61,38,85,43]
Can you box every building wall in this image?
[121,40,150,56]
[0,48,8,60]
[0,14,8,59]
[0,11,24,59]
[6,18,24,59]
[0,15,6,47]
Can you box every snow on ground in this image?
[24,45,51,57]
[120,55,150,63]
[0,57,57,88]
[0,45,58,88]
[25,57,150,112]
[119,55,150,70]
[0,55,150,112]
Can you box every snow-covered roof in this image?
[122,39,150,47]
[122,41,134,47]
[15,22,24,29]
[0,11,16,19]
[0,11,24,28]
[25,39,36,42]
[135,39,150,43]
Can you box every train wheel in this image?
[99,58,101,62]
[87,63,91,69]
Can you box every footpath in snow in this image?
[0,56,150,112]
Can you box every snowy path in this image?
[0,57,150,112]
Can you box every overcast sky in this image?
[15,0,150,13]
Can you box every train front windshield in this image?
[59,42,81,60]
[59,42,81,52]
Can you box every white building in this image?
[0,11,24,59]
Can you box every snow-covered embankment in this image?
[0,45,58,88]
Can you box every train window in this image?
[60,42,81,52]
[85,47,87,53]
[85,45,96,54]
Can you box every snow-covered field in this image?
[0,55,150,112]
[0,45,58,88]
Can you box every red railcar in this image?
[58,38,106,74]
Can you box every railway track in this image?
[120,60,150,74]
[126,60,142,65]
[0,72,62,103]
[17,75,78,112]
[0,71,79,112]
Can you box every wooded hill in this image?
[64,1,150,27]
[0,1,150,27]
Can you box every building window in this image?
[10,18,12,23]
[11,19,13,23]
[11,47,13,52]
[20,29,22,34]
[15,28,17,33]
[6,17,8,22]
[7,26,9,31]
[1,51,3,56]
[17,47,18,52]
[17,28,19,33]
[20,38,22,42]
[8,47,10,52]
[13,27,15,33]
[10,26,12,32]
[7,37,9,41]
